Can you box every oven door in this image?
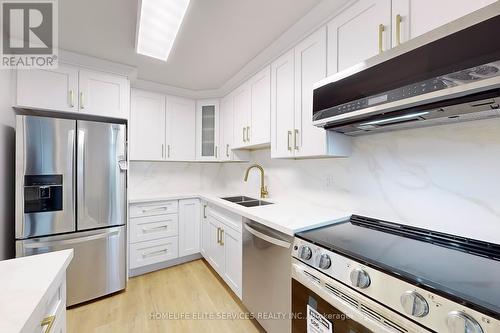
[291,259,430,333]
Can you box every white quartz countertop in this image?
[130,193,351,235]
[0,250,73,333]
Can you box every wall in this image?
[0,70,16,260]
[130,118,500,245]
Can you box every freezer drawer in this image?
[77,120,127,231]
[16,226,126,306]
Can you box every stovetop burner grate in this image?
[350,215,500,261]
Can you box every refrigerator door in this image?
[77,120,127,231]
[16,226,126,306]
[15,115,76,239]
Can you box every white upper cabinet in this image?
[248,66,271,146]
[16,65,79,112]
[392,0,497,45]
[166,96,196,161]
[130,89,166,161]
[232,84,251,148]
[231,66,271,149]
[327,0,392,75]
[178,199,201,257]
[78,69,130,119]
[271,49,295,158]
[130,89,196,161]
[15,64,130,119]
[196,99,220,161]
[220,94,234,161]
[295,27,332,158]
[270,27,351,159]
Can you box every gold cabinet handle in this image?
[41,315,56,333]
[226,144,229,157]
[243,127,246,142]
[167,145,171,158]
[287,131,292,151]
[217,227,221,244]
[396,14,402,45]
[294,129,299,150]
[80,92,84,109]
[203,204,207,218]
[246,126,250,142]
[378,24,385,53]
[69,90,74,108]
[161,144,164,159]
[220,228,224,246]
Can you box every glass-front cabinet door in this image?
[196,99,219,160]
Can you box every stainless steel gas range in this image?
[291,215,500,333]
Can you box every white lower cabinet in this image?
[202,204,243,298]
[130,237,179,269]
[178,199,201,257]
[129,199,199,274]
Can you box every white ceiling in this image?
[59,0,323,90]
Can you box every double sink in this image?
[221,196,273,207]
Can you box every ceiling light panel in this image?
[136,0,190,61]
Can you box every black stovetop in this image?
[296,215,500,319]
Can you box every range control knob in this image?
[400,291,429,318]
[446,311,484,333]
[350,268,371,289]
[318,254,331,270]
[298,245,313,260]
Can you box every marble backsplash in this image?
[130,117,500,244]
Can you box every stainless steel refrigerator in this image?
[15,115,127,306]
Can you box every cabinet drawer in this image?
[130,214,178,243]
[129,237,178,269]
[130,200,178,218]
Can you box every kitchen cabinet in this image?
[78,69,130,119]
[219,94,234,161]
[392,0,496,45]
[15,65,79,112]
[219,93,250,161]
[202,204,242,298]
[271,49,295,158]
[222,225,242,296]
[130,89,196,161]
[233,85,251,148]
[232,66,271,149]
[200,202,210,257]
[178,199,201,257]
[130,89,166,161]
[196,99,220,160]
[248,66,271,146]
[271,28,351,159]
[15,64,130,119]
[166,96,196,160]
[327,0,391,75]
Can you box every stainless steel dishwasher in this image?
[242,218,294,333]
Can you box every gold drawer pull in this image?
[378,24,385,53]
[41,315,55,333]
[396,14,402,45]
[220,228,224,246]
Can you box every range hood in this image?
[312,2,500,135]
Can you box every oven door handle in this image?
[244,224,291,248]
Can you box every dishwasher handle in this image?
[244,223,291,248]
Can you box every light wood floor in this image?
[67,259,264,333]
